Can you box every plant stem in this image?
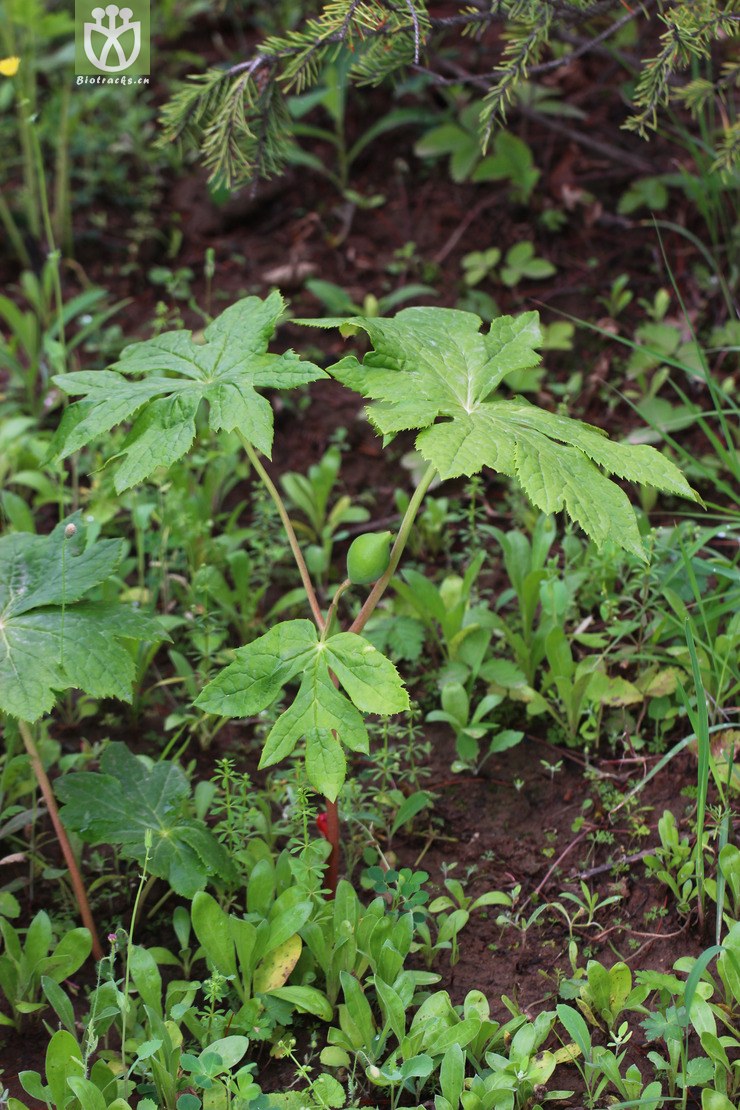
[121,833,152,1073]
[319,583,352,894]
[235,433,343,892]
[350,462,438,634]
[238,449,434,899]
[318,463,436,896]
[5,20,40,241]
[30,124,67,377]
[17,719,103,960]
[53,86,72,254]
[320,465,435,892]
[324,797,340,896]
[0,188,32,269]
[237,433,325,630]
[323,578,351,638]
[685,621,709,932]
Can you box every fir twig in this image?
[158,0,740,191]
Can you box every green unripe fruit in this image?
[346,530,392,585]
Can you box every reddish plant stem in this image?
[324,796,340,896]
[18,719,104,960]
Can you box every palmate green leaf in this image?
[56,743,238,898]
[304,307,698,559]
[0,514,168,721]
[0,515,122,614]
[195,619,409,800]
[51,293,326,491]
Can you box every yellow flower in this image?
[0,56,20,77]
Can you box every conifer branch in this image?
[158,0,740,191]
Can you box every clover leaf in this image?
[0,514,168,721]
[304,307,698,559]
[51,293,326,491]
[195,619,409,800]
[56,743,238,897]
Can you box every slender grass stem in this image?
[52,86,72,254]
[685,621,710,932]
[0,188,31,269]
[319,578,352,895]
[14,67,40,238]
[121,832,152,1073]
[30,124,67,376]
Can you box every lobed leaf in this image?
[302,306,698,558]
[4,605,163,719]
[0,515,122,616]
[56,743,238,897]
[195,619,319,717]
[324,633,409,715]
[0,515,169,721]
[196,620,409,800]
[52,294,326,490]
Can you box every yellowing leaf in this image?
[0,57,20,76]
[253,934,302,993]
[636,666,680,698]
[552,1041,582,1064]
[587,672,643,707]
